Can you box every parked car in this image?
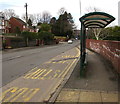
[68,40,73,44]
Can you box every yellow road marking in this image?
[23,67,38,79]
[31,69,44,79]
[23,88,40,102]
[40,69,52,80]
[46,60,67,64]
[61,61,66,64]
[4,88,28,102]
[29,69,42,78]
[2,87,40,102]
[58,47,80,78]
[10,88,28,102]
[29,47,80,101]
[32,69,46,79]
[53,70,61,78]
[29,67,38,72]
[1,87,18,101]
[23,47,80,80]
[61,58,77,78]
[43,47,80,98]
[52,62,56,63]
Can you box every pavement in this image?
[55,49,119,103]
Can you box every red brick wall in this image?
[86,39,120,73]
[9,17,24,33]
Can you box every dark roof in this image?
[28,26,34,29]
[79,12,115,28]
[11,17,26,25]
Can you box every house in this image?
[9,17,27,33]
[28,26,36,32]
[0,13,11,34]
[9,17,37,33]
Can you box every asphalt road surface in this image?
[2,40,79,87]
[1,40,80,102]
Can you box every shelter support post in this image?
[80,23,86,77]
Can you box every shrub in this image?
[21,31,37,40]
[103,36,120,41]
[40,23,51,32]
[38,31,54,44]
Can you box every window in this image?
[23,25,26,28]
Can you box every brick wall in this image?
[86,39,120,73]
[9,17,24,33]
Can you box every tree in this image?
[111,26,120,36]
[100,26,120,41]
[29,13,42,25]
[52,11,75,38]
[92,28,102,40]
[40,23,51,32]
[50,17,57,34]
[50,17,56,25]
[86,7,103,40]
[22,13,42,25]
[38,23,54,45]
[27,18,32,26]
[58,7,66,15]
[41,11,52,23]
[2,9,19,19]
[38,31,54,45]
[15,27,21,35]
[86,7,101,13]
[21,31,37,46]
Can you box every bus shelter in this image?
[79,12,115,77]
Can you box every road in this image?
[1,40,80,102]
[2,40,79,86]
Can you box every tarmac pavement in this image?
[55,49,119,103]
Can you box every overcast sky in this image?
[0,0,120,29]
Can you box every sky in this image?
[0,0,120,29]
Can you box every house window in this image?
[23,25,26,28]
[0,20,2,25]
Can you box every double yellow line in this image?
[41,47,80,101]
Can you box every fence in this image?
[0,35,59,50]
[0,36,37,49]
[86,39,120,73]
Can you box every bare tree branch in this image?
[21,13,42,25]
[41,11,52,24]
[58,7,66,15]
[2,9,19,19]
[86,7,103,40]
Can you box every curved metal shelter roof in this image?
[79,12,115,28]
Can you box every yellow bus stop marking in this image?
[1,87,40,102]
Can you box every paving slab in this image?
[101,92,118,102]
[79,91,102,102]
[56,89,80,102]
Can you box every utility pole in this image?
[24,3,29,47]
[24,3,28,26]
[79,0,81,17]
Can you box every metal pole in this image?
[24,3,28,27]
[80,23,84,77]
[80,22,86,77]
[83,27,86,63]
